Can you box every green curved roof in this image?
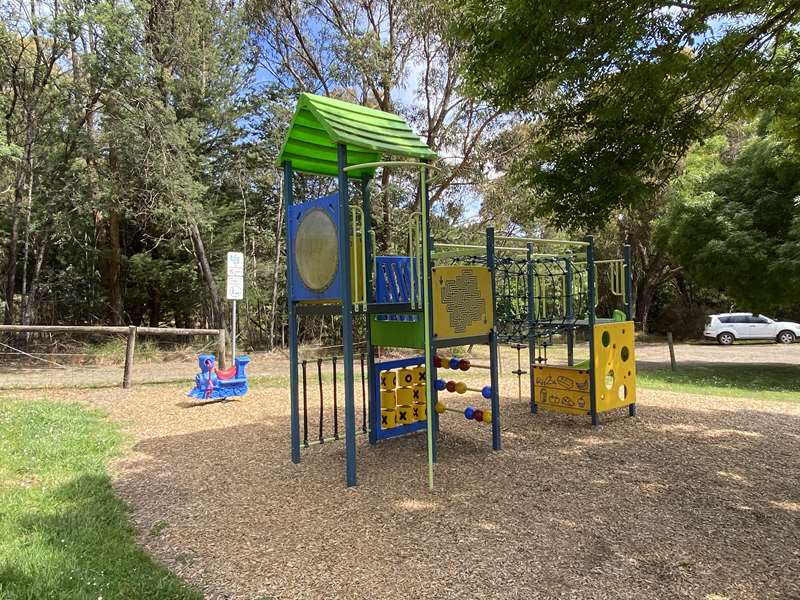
[276,93,437,178]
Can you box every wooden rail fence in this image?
[0,325,226,389]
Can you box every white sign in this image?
[226,252,245,300]
[227,251,244,278]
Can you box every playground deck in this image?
[2,346,798,599]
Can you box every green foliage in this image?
[0,399,201,599]
[450,0,800,228]
[660,127,800,310]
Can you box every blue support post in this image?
[526,243,537,414]
[337,144,357,487]
[285,160,300,464]
[623,243,636,417]
[586,235,598,427]
[487,228,502,450]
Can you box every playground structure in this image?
[279,93,499,489]
[489,236,637,425]
[278,93,637,488]
[187,354,251,401]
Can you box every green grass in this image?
[638,364,800,403]
[0,399,201,600]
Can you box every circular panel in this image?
[294,208,339,292]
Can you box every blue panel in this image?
[375,256,418,322]
[288,193,342,302]
[370,355,428,441]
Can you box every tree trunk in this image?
[189,221,227,330]
[269,189,284,349]
[148,286,162,327]
[107,208,124,324]
[3,182,21,324]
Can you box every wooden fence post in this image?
[666,331,677,371]
[217,329,226,369]
[123,325,137,389]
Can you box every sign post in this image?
[226,252,244,363]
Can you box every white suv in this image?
[704,313,800,345]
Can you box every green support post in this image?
[285,160,300,464]
[586,235,598,427]
[362,174,379,444]
[337,144,357,487]
[420,163,437,487]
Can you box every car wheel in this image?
[777,330,796,344]
[717,332,735,345]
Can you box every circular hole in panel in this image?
[604,370,614,390]
[621,346,630,362]
[619,384,627,401]
[294,208,339,292]
[602,331,611,347]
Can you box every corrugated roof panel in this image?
[276,93,437,177]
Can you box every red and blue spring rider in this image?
[188,354,251,400]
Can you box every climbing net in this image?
[493,253,590,343]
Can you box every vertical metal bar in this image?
[301,359,308,447]
[285,160,301,463]
[231,300,237,362]
[526,243,537,414]
[360,352,367,432]
[420,163,436,486]
[623,244,633,320]
[332,356,339,439]
[565,257,574,366]
[487,227,501,451]
[317,358,324,443]
[361,175,377,441]
[337,144,357,487]
[586,235,598,427]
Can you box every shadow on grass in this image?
[1,474,201,600]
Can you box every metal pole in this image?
[526,243,537,414]
[337,144,357,488]
[285,160,300,464]
[420,162,437,487]
[623,244,633,321]
[487,227,501,451]
[586,235,598,427]
[362,174,379,445]
[231,300,237,362]
[565,257,574,366]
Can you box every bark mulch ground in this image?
[4,351,799,599]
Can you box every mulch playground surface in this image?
[4,352,800,600]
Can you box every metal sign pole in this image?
[231,299,237,361]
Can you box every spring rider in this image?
[187,354,251,400]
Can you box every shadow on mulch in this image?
[114,400,800,600]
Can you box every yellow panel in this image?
[397,368,416,387]
[380,389,396,409]
[431,266,493,340]
[381,408,397,429]
[380,371,397,390]
[593,321,637,412]
[536,386,590,415]
[396,386,415,405]
[412,401,427,421]
[532,365,589,393]
[396,404,414,424]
